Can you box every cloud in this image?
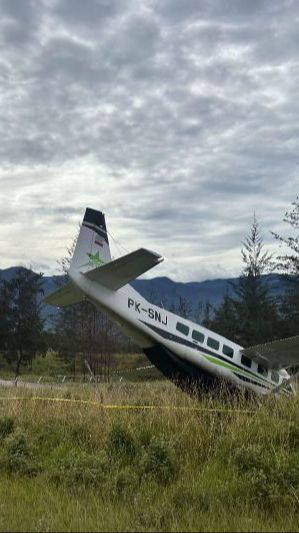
[0,0,298,281]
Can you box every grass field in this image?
[0,380,299,532]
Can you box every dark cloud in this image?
[53,0,123,30]
[0,0,42,46]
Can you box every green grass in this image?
[0,351,163,383]
[0,381,299,532]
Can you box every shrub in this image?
[36,421,65,451]
[232,444,269,474]
[32,350,69,377]
[50,450,108,487]
[280,452,299,489]
[0,430,39,476]
[140,437,178,485]
[108,424,136,461]
[0,416,14,439]
[232,444,299,507]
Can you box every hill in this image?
[0,267,286,325]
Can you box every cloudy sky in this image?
[0,0,298,281]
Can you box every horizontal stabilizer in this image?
[84,248,163,290]
[44,281,85,308]
[241,335,299,370]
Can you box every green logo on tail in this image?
[80,252,105,269]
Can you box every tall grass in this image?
[0,381,299,532]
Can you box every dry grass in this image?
[0,381,299,532]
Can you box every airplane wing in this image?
[84,247,163,291]
[44,281,85,308]
[241,335,299,370]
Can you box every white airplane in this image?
[45,208,298,396]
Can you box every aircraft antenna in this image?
[107,229,130,258]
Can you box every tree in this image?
[232,214,280,346]
[0,268,45,376]
[272,197,299,335]
[202,300,213,329]
[176,296,192,319]
[53,230,127,381]
[207,215,280,347]
[207,291,236,339]
[0,276,11,353]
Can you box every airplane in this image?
[45,207,298,396]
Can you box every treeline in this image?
[0,268,45,376]
[198,199,299,347]
[0,269,135,378]
[0,197,298,377]
[0,272,135,380]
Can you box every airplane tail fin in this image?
[45,207,164,308]
[70,207,111,275]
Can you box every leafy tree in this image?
[0,268,45,376]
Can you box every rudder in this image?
[70,208,111,274]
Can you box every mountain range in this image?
[0,267,287,327]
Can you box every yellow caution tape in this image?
[0,396,254,413]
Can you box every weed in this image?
[288,421,299,449]
[114,467,139,496]
[135,500,174,531]
[171,483,211,512]
[71,422,92,446]
[1,381,299,531]
[231,444,269,473]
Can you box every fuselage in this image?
[69,269,293,396]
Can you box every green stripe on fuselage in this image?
[202,353,272,390]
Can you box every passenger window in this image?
[271,371,279,384]
[207,337,220,350]
[258,364,268,377]
[241,355,252,368]
[176,322,189,336]
[192,330,204,343]
[223,345,234,358]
